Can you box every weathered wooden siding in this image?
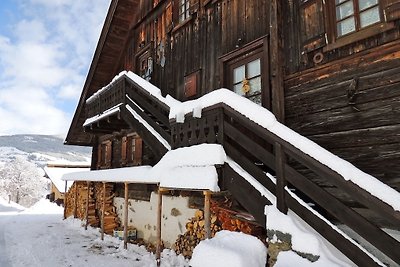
[121,0,269,101]
[285,42,400,190]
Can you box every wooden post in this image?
[275,142,288,214]
[63,181,68,219]
[204,191,211,239]
[123,182,129,249]
[85,181,90,230]
[74,182,78,218]
[101,182,106,240]
[156,188,165,267]
[270,0,285,122]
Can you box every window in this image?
[221,38,270,108]
[335,0,381,37]
[179,0,190,22]
[232,58,262,105]
[121,135,142,166]
[97,140,112,169]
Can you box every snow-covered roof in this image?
[61,144,225,192]
[61,166,155,184]
[155,144,225,192]
[44,166,90,193]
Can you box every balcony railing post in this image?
[275,142,288,214]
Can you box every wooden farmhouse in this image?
[64,0,400,265]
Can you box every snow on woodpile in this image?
[190,230,267,267]
[153,144,226,191]
[62,166,155,183]
[62,144,225,192]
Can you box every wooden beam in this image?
[85,181,90,230]
[101,182,106,241]
[275,142,288,214]
[123,182,129,249]
[63,181,68,219]
[74,182,78,218]
[204,191,211,239]
[156,188,166,267]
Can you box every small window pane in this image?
[247,59,261,79]
[248,77,262,95]
[234,84,245,96]
[336,1,354,20]
[337,17,356,36]
[359,0,378,11]
[233,65,245,84]
[360,7,380,28]
[335,0,348,4]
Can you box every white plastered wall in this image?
[114,191,198,247]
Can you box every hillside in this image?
[0,134,91,166]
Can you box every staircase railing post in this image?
[275,142,288,214]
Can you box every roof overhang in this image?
[65,0,139,146]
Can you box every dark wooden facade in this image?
[64,1,400,264]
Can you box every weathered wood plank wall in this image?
[282,0,400,190]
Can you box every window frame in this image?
[324,0,395,51]
[178,0,190,23]
[220,37,270,109]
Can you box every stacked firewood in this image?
[94,183,120,234]
[211,200,264,236]
[174,199,265,258]
[65,182,88,218]
[174,210,221,258]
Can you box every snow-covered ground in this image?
[0,197,188,267]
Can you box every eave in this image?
[64,0,139,146]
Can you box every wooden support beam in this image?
[156,188,167,267]
[63,181,68,219]
[101,182,106,241]
[204,191,212,239]
[275,142,288,214]
[85,181,90,230]
[123,182,129,249]
[74,182,78,218]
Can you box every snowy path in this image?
[0,199,188,267]
[0,199,22,267]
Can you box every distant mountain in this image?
[0,135,91,167]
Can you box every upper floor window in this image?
[335,0,381,37]
[179,0,190,22]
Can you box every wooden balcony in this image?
[86,77,126,119]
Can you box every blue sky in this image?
[0,0,110,136]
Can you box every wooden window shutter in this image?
[172,0,179,25]
[97,144,102,168]
[299,0,326,52]
[106,142,112,166]
[384,0,400,21]
[133,138,143,165]
[121,136,127,165]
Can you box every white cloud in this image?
[0,0,111,136]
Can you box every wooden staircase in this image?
[85,74,400,266]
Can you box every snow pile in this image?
[190,230,267,267]
[0,196,25,212]
[152,144,226,191]
[21,198,64,214]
